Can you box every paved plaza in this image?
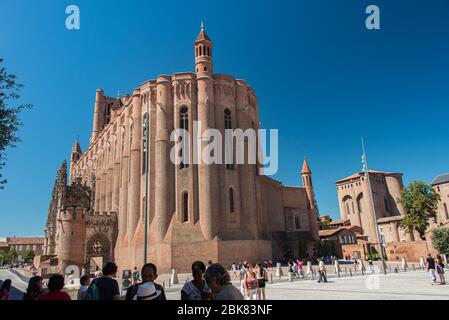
[2,268,448,300]
[162,270,449,300]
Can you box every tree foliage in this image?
[431,227,449,255]
[23,249,35,263]
[398,181,440,240]
[0,58,32,188]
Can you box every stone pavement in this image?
[163,270,449,300]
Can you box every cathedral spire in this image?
[301,157,311,174]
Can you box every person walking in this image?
[204,263,243,300]
[317,258,328,283]
[426,254,437,285]
[368,259,375,273]
[23,276,44,300]
[132,267,138,285]
[38,275,71,300]
[243,264,259,300]
[77,275,91,300]
[239,261,248,295]
[0,279,12,300]
[125,263,166,300]
[255,262,268,300]
[87,262,121,300]
[297,260,304,278]
[181,261,213,300]
[231,262,237,279]
[436,255,446,285]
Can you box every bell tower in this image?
[194,22,213,77]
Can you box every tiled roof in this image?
[319,226,355,237]
[432,173,449,186]
[0,242,8,248]
[376,215,403,223]
[7,237,44,245]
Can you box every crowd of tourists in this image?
[0,260,264,300]
[0,254,446,301]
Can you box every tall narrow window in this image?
[295,216,300,230]
[180,107,189,169]
[182,192,188,223]
[224,109,234,170]
[444,203,448,220]
[229,188,235,213]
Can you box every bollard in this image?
[349,269,352,277]
[306,261,312,278]
[171,268,179,285]
[275,263,283,278]
[361,267,364,276]
[163,281,165,290]
[334,260,341,278]
[419,256,425,270]
[412,264,415,271]
[401,258,407,272]
[288,271,293,282]
[345,267,347,276]
[270,273,273,284]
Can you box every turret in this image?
[301,158,315,209]
[69,140,82,184]
[301,157,320,241]
[194,22,213,77]
[91,89,105,142]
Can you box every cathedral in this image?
[43,26,320,274]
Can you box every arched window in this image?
[357,193,363,213]
[343,196,353,216]
[229,188,235,213]
[200,46,203,56]
[182,192,189,223]
[207,47,210,56]
[180,107,189,169]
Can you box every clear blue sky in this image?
[1,0,448,236]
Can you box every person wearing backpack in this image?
[87,262,121,300]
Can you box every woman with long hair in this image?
[0,279,12,300]
[436,255,446,285]
[23,276,44,300]
[255,262,267,300]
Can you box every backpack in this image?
[84,279,101,300]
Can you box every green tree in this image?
[0,59,32,189]
[8,248,17,263]
[23,249,35,263]
[431,228,449,255]
[398,181,440,240]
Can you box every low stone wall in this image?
[10,268,31,284]
[384,241,428,263]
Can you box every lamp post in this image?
[142,113,150,265]
[361,137,387,275]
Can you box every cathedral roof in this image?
[432,173,449,186]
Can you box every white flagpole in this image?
[361,137,387,275]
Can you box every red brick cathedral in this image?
[43,26,319,274]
